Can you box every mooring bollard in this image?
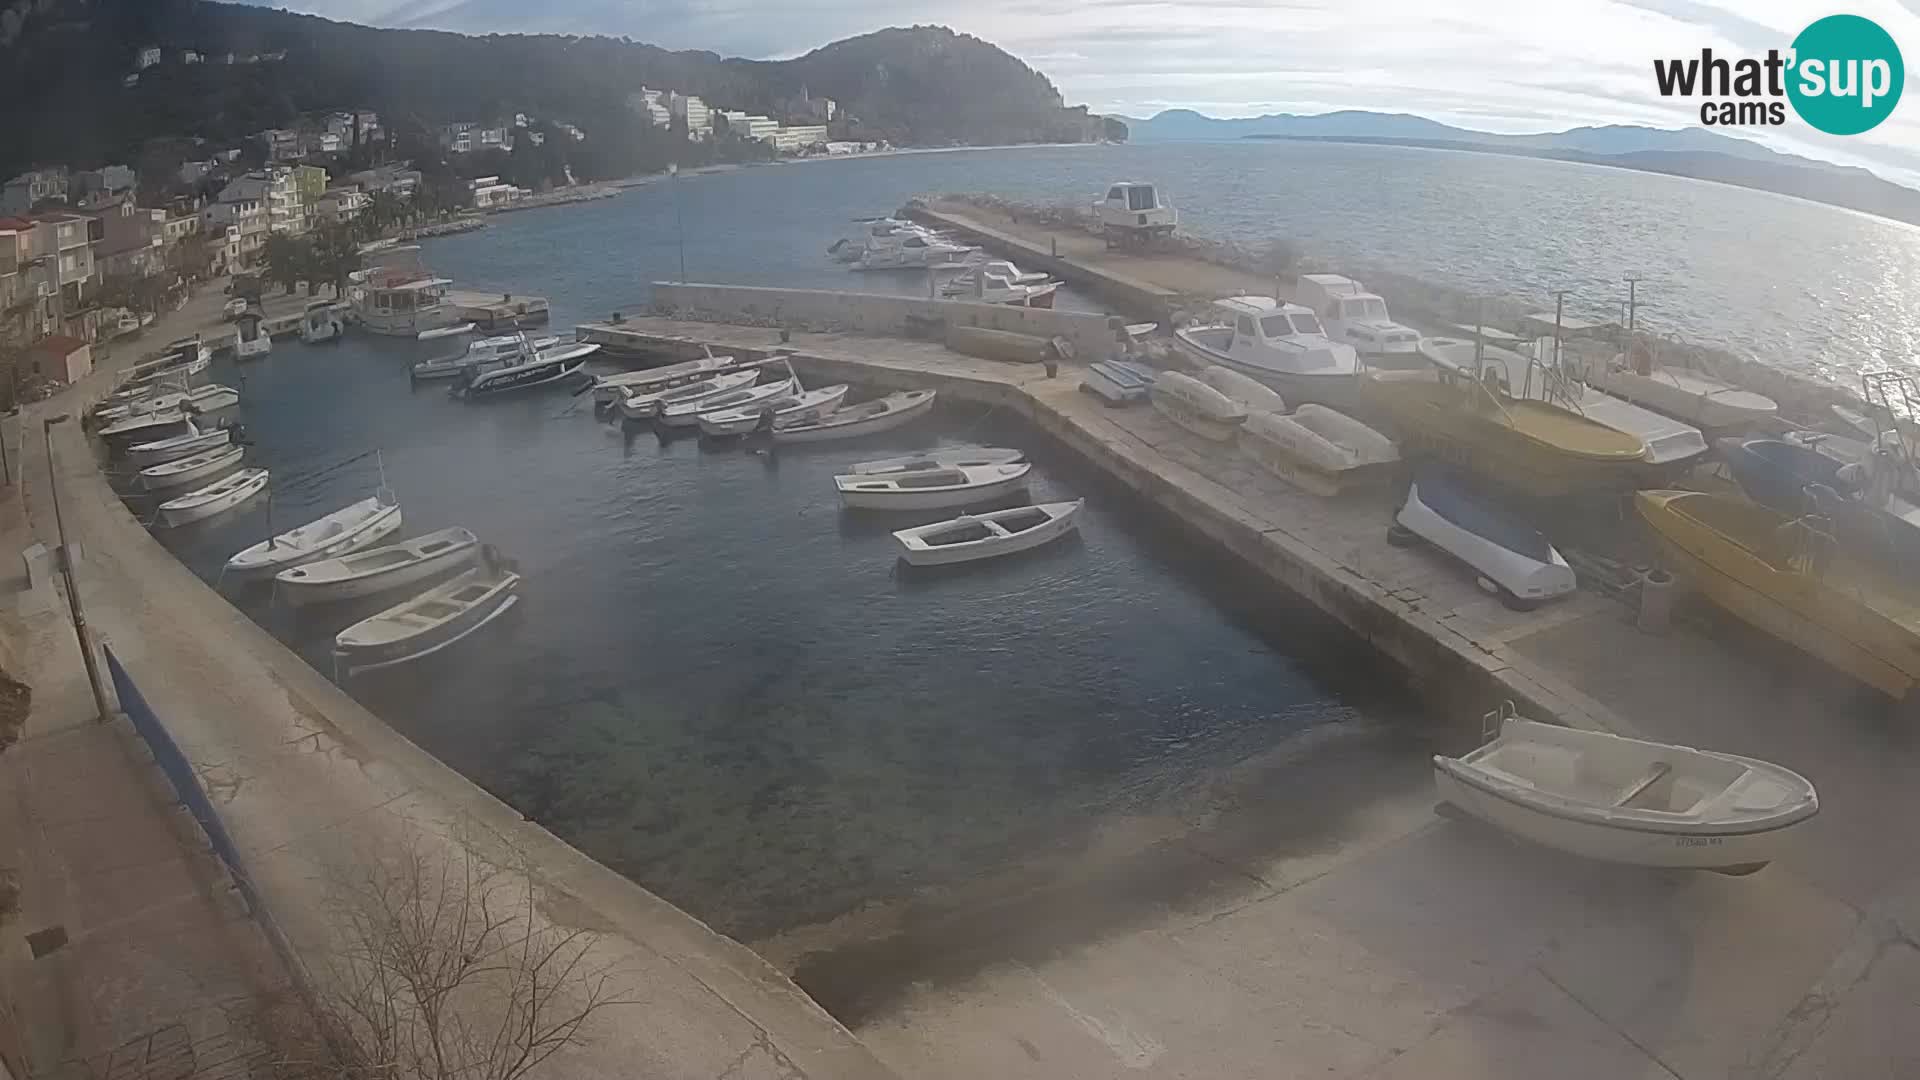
[1637,568,1675,634]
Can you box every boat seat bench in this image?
[1612,761,1673,808]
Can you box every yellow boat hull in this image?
[1363,372,1645,498]
[1636,490,1920,700]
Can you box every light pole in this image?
[43,414,112,722]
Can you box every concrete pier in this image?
[598,307,1920,1080]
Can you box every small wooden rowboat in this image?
[275,526,480,606]
[225,495,403,575]
[773,390,936,443]
[851,447,1023,474]
[614,370,759,419]
[1150,370,1246,441]
[141,444,244,491]
[158,468,269,527]
[334,561,521,675]
[834,462,1033,510]
[697,385,849,437]
[1435,705,1817,875]
[893,500,1083,566]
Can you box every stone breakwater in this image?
[919,193,1889,430]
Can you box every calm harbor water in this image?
[147,141,1911,940]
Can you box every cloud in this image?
[231,0,1920,182]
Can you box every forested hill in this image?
[0,0,1092,178]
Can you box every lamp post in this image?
[43,414,112,722]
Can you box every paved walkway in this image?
[608,316,1920,1080]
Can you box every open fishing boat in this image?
[697,384,848,437]
[1239,405,1399,496]
[1149,370,1247,442]
[459,340,598,396]
[658,377,797,427]
[1637,489,1920,702]
[1435,705,1817,874]
[773,390,937,443]
[835,462,1033,510]
[141,444,244,491]
[99,408,190,443]
[97,383,237,423]
[1395,465,1575,610]
[1081,360,1156,406]
[591,353,738,406]
[410,334,559,381]
[158,468,269,527]
[893,500,1084,566]
[126,421,230,467]
[851,447,1024,474]
[224,494,403,575]
[1361,366,1647,498]
[275,526,480,606]
[940,259,1060,307]
[1198,365,1289,415]
[1171,297,1362,409]
[1585,347,1777,430]
[617,370,760,420]
[333,560,521,675]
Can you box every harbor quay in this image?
[606,288,1920,1078]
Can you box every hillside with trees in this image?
[0,0,1100,180]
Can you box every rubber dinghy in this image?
[1435,704,1817,874]
[893,500,1083,566]
[1393,464,1573,610]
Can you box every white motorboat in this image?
[1429,337,1709,467]
[829,218,953,262]
[658,377,798,428]
[1582,344,1777,430]
[126,421,231,467]
[835,462,1033,510]
[1434,706,1818,874]
[1198,365,1288,415]
[1172,297,1362,409]
[225,494,403,575]
[1149,370,1247,442]
[1294,274,1422,361]
[158,468,269,527]
[141,444,245,492]
[893,500,1084,566]
[113,356,207,398]
[1081,360,1156,406]
[1393,465,1573,610]
[591,353,738,406]
[941,260,1059,308]
[411,334,560,381]
[459,341,599,396]
[234,309,272,360]
[334,561,521,675]
[300,300,343,345]
[697,384,849,437]
[616,370,761,420]
[275,526,480,606]
[1239,405,1399,496]
[848,230,975,271]
[416,322,475,342]
[773,390,937,443]
[852,447,1024,474]
[353,247,458,338]
[99,408,190,442]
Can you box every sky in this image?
[237,0,1920,184]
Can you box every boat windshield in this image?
[1261,313,1325,337]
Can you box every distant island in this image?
[1117,108,1920,227]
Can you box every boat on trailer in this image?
[334,559,521,675]
[772,390,937,443]
[275,526,480,606]
[834,462,1033,510]
[893,500,1084,566]
[1435,703,1817,874]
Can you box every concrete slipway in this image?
[607,296,1920,1080]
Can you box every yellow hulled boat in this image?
[1636,489,1920,701]
[1361,368,1647,497]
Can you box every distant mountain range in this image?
[1114,109,1920,226]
